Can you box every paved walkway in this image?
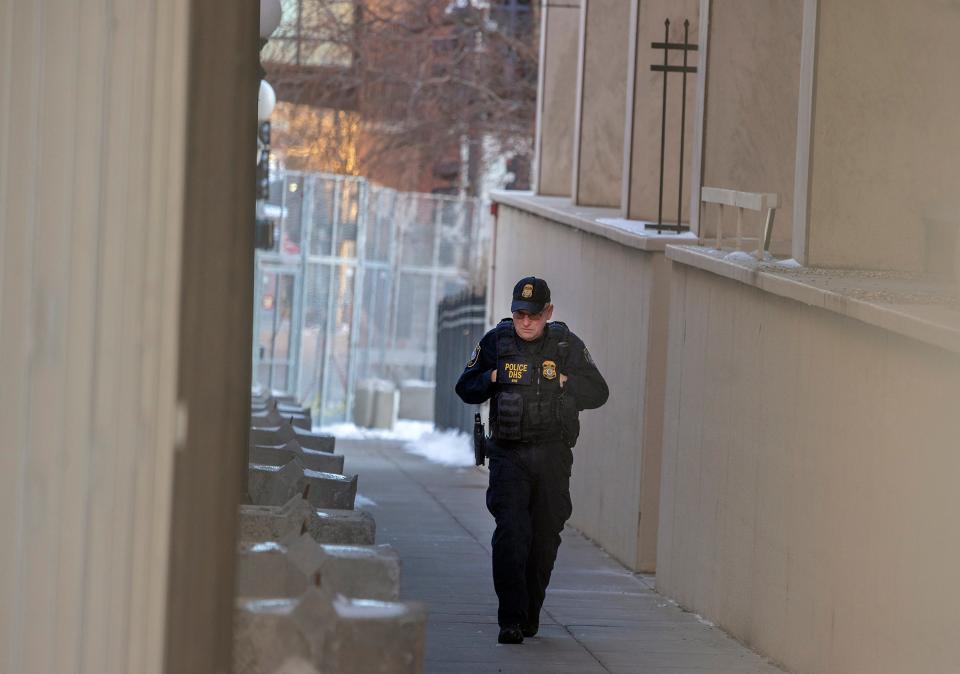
[338,437,785,674]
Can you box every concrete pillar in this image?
[570,0,632,207]
[795,0,960,272]
[696,0,802,248]
[534,1,583,196]
[624,0,700,225]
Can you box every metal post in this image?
[678,19,690,232]
[656,18,670,233]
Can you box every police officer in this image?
[456,276,608,644]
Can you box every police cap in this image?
[511,276,551,314]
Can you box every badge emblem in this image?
[521,283,534,299]
[542,359,557,380]
[466,343,480,367]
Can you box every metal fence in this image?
[252,171,488,426]
[434,289,488,434]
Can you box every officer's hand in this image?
[490,369,497,383]
[560,373,568,388]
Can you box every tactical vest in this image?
[490,319,576,444]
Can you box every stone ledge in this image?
[666,244,960,355]
[490,190,697,252]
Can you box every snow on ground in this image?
[354,493,378,508]
[320,420,474,468]
[402,427,474,468]
[319,420,434,442]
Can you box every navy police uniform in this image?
[455,277,608,643]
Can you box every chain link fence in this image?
[252,171,489,427]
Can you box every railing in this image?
[434,289,487,434]
[700,187,780,258]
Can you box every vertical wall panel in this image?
[535,1,581,197]
[0,0,191,673]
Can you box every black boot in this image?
[498,625,524,644]
[521,621,539,638]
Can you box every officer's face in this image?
[512,304,554,341]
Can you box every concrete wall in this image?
[493,204,671,571]
[536,1,581,197]
[800,0,960,272]
[700,0,802,246]
[573,0,630,208]
[657,262,960,674]
[0,1,190,672]
[626,0,699,224]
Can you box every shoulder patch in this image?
[466,343,481,367]
[583,347,595,366]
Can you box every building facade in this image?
[491,1,960,672]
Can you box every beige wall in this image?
[626,0,699,224]
[700,0,802,246]
[493,204,672,571]
[536,1,582,197]
[801,0,960,272]
[0,1,189,672]
[0,1,257,673]
[573,0,630,208]
[658,262,960,674]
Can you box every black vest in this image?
[490,319,571,443]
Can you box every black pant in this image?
[485,439,573,628]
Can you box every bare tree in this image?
[264,0,539,194]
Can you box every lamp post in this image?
[255,0,282,250]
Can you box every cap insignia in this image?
[521,283,534,299]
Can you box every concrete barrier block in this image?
[353,379,397,430]
[251,424,296,446]
[235,590,426,674]
[233,597,312,674]
[371,386,398,430]
[292,427,335,453]
[249,459,306,506]
[239,497,375,546]
[285,534,400,601]
[299,447,344,474]
[398,380,435,422]
[302,470,357,510]
[323,594,427,674]
[252,442,345,475]
[250,443,300,469]
[239,496,311,543]
[306,508,376,545]
[236,542,310,599]
[271,657,319,674]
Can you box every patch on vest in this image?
[500,362,531,384]
[583,348,595,366]
[466,343,480,367]
[521,283,534,299]
[542,359,557,380]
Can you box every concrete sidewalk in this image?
[338,437,785,674]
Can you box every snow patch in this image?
[403,428,474,467]
[319,420,434,442]
[694,613,715,627]
[354,493,378,508]
[723,250,762,264]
